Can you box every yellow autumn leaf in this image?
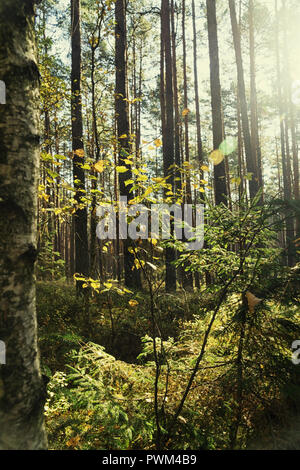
[143,187,153,198]
[201,165,210,172]
[246,291,262,313]
[154,138,162,147]
[81,163,91,170]
[128,299,139,307]
[182,108,190,116]
[115,166,129,173]
[41,193,50,202]
[94,160,105,173]
[132,258,145,270]
[152,177,164,183]
[123,288,133,294]
[66,435,81,448]
[74,149,85,158]
[103,282,113,289]
[137,174,147,182]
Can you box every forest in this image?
[0,0,300,453]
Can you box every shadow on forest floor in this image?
[248,413,300,449]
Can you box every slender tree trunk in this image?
[0,0,47,449]
[237,90,245,200]
[89,26,101,278]
[171,0,181,184]
[192,0,202,289]
[249,0,263,195]
[206,0,228,206]
[230,294,247,448]
[161,0,177,291]
[229,0,259,201]
[275,1,289,201]
[182,0,191,204]
[180,0,193,290]
[137,40,143,166]
[275,0,295,266]
[192,0,203,172]
[282,0,298,256]
[160,13,167,170]
[71,0,90,287]
[115,0,141,289]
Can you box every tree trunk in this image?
[115,0,141,289]
[0,0,47,449]
[171,0,181,185]
[206,0,228,206]
[192,0,203,173]
[282,0,298,259]
[71,0,90,287]
[181,0,193,291]
[182,0,192,205]
[161,0,177,291]
[275,0,295,266]
[229,0,259,201]
[249,0,263,195]
[89,28,101,279]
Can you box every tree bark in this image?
[229,0,259,201]
[275,0,295,266]
[89,17,102,279]
[71,0,90,286]
[0,0,47,449]
[249,0,263,195]
[171,0,181,186]
[192,0,203,173]
[115,0,141,289]
[182,0,192,205]
[206,0,228,206]
[161,0,177,291]
[282,0,298,256]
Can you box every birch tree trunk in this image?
[0,0,47,449]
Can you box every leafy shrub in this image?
[45,343,156,450]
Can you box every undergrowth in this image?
[37,275,300,450]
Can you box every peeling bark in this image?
[0,0,47,450]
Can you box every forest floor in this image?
[247,412,300,449]
[37,278,300,450]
